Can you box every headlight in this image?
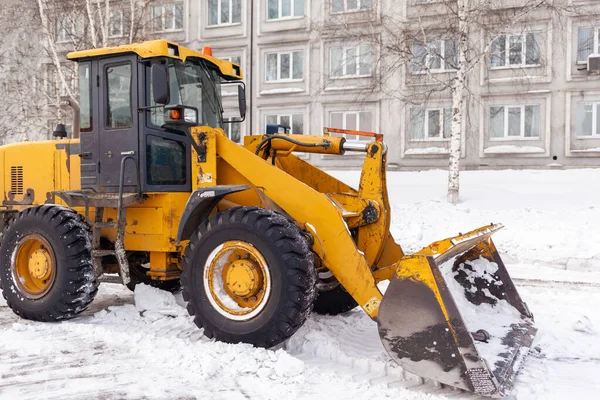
[184,108,198,124]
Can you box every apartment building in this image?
[43,0,600,168]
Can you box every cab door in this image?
[97,57,139,191]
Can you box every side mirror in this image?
[238,85,246,120]
[152,62,170,105]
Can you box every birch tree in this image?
[321,0,578,203]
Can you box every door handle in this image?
[121,151,135,156]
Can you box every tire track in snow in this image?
[513,278,600,289]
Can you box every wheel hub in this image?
[204,241,271,321]
[11,233,56,299]
[225,259,262,297]
[28,249,51,280]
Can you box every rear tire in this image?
[181,206,316,348]
[0,205,98,321]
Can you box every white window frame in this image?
[55,13,81,43]
[577,26,600,64]
[265,113,304,134]
[152,2,184,32]
[575,101,600,138]
[489,104,541,140]
[410,107,451,141]
[330,44,372,78]
[208,0,242,26]
[267,0,304,20]
[264,51,303,82]
[109,9,124,38]
[331,0,373,13]
[490,32,542,69]
[412,39,457,74]
[328,110,373,141]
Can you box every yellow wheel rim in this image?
[11,233,56,299]
[204,241,271,321]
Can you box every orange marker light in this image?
[169,109,181,120]
[202,46,213,56]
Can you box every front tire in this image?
[0,205,98,321]
[182,206,316,348]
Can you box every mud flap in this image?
[378,225,537,396]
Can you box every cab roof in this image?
[67,40,242,80]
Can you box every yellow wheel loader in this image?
[0,40,536,396]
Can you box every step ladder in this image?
[55,155,142,285]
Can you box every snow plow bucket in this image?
[378,224,537,396]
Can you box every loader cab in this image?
[68,40,244,194]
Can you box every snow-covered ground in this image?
[1,169,600,399]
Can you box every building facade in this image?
[23,0,600,168]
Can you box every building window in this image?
[55,13,83,43]
[221,55,242,67]
[265,51,303,81]
[331,0,373,13]
[490,32,541,68]
[489,105,540,139]
[268,0,304,20]
[410,107,451,140]
[330,44,372,78]
[412,39,457,73]
[109,9,124,37]
[152,3,184,32]
[577,27,600,63]
[329,111,373,140]
[223,117,242,142]
[575,102,600,137]
[55,17,73,43]
[265,113,304,133]
[209,0,242,26]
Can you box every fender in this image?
[176,184,250,243]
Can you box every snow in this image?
[404,147,450,155]
[1,168,600,399]
[484,145,545,154]
[134,284,184,317]
[440,256,527,369]
[259,88,304,95]
[570,147,600,153]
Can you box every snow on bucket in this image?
[378,225,537,396]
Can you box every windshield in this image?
[150,59,223,129]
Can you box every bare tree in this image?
[319,0,580,203]
[0,0,155,144]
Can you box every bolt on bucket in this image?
[378,224,537,396]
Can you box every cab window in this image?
[106,63,132,128]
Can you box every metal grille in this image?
[10,166,23,195]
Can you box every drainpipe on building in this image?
[248,0,254,134]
